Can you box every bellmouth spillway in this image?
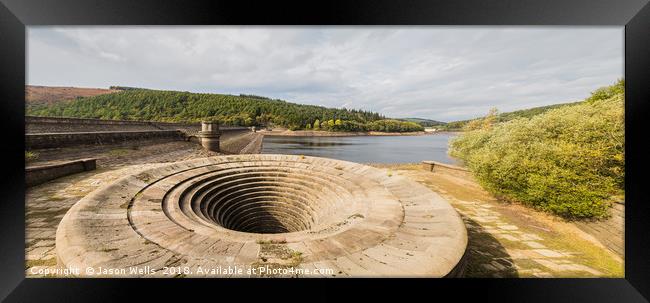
[56,154,467,277]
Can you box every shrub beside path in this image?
[371,163,623,278]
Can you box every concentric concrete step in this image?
[56,154,467,277]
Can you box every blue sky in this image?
[27,26,623,122]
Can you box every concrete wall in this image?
[25,116,253,150]
[26,116,200,133]
[574,201,624,257]
[219,132,264,154]
[26,158,96,187]
[239,133,264,154]
[26,130,185,149]
[26,116,249,135]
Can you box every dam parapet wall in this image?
[26,115,199,133]
[25,116,251,149]
[26,130,186,149]
[26,116,248,135]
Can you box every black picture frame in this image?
[1,0,648,302]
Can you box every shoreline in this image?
[258,130,437,137]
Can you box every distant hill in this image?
[27,88,424,132]
[497,101,583,121]
[442,101,583,130]
[25,85,119,106]
[108,86,151,91]
[397,118,446,127]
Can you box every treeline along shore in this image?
[258,129,431,137]
[27,87,427,133]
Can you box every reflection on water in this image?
[262,133,459,164]
[265,140,359,147]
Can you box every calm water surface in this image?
[262,133,459,164]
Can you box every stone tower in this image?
[198,121,221,152]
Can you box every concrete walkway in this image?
[26,165,164,276]
[373,164,623,278]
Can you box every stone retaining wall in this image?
[25,116,253,150]
[219,132,264,154]
[574,201,625,256]
[26,116,249,135]
[26,158,96,187]
[26,116,199,133]
[26,130,185,149]
[240,133,264,154]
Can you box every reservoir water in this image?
[261,133,459,164]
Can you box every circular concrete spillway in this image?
[56,154,467,277]
[189,166,359,234]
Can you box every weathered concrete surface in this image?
[574,201,624,256]
[26,115,250,136]
[27,141,211,168]
[26,130,185,149]
[25,137,267,277]
[26,116,254,151]
[27,131,263,169]
[26,164,165,277]
[220,132,264,154]
[26,116,196,133]
[54,155,467,277]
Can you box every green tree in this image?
[27,89,422,133]
[449,80,624,218]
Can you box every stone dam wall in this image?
[25,116,252,150]
[26,116,249,135]
[26,116,200,134]
[26,130,186,149]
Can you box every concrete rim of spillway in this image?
[55,154,468,277]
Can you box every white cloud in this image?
[27,26,623,121]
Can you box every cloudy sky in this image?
[27,26,623,121]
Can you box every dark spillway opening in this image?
[197,172,320,234]
[208,195,315,234]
